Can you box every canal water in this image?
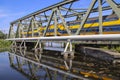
[0,51,120,80]
[0,52,28,80]
[0,52,71,80]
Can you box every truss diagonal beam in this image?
[59,4,120,19]
[60,7,80,15]
[105,0,120,18]
[27,18,33,37]
[57,8,71,35]
[65,2,73,16]
[43,11,54,37]
[16,21,22,38]
[75,0,97,35]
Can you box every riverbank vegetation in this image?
[0,30,7,39]
[0,39,11,48]
[0,39,11,51]
[0,30,11,51]
[102,46,120,53]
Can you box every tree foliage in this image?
[0,31,6,39]
[0,39,11,48]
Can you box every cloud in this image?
[0,14,7,18]
[0,11,26,18]
[0,9,27,33]
[0,10,8,18]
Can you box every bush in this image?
[0,39,11,48]
[0,31,7,39]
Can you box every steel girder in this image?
[8,0,120,38]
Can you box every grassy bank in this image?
[102,46,120,53]
[0,39,11,51]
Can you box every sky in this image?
[0,0,62,33]
[0,0,119,33]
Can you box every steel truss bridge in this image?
[7,0,120,79]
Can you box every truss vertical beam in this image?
[33,16,40,37]
[18,21,22,38]
[9,24,14,38]
[43,11,54,37]
[21,25,25,38]
[106,0,120,18]
[75,0,97,35]
[54,71,57,80]
[8,24,12,38]
[28,62,35,77]
[16,21,22,38]
[45,68,53,80]
[53,9,58,36]
[31,17,34,37]
[16,56,22,70]
[9,54,14,65]
[39,17,43,36]
[98,0,103,34]
[27,18,33,37]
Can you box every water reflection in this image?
[0,52,28,80]
[7,51,120,80]
[8,53,83,80]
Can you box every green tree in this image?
[0,31,6,39]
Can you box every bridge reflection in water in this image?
[8,50,120,80]
[8,52,87,80]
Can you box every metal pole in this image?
[98,0,103,34]
[54,9,58,36]
[31,17,34,37]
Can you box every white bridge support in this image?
[19,40,26,56]
[62,39,74,70]
[34,40,43,62]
